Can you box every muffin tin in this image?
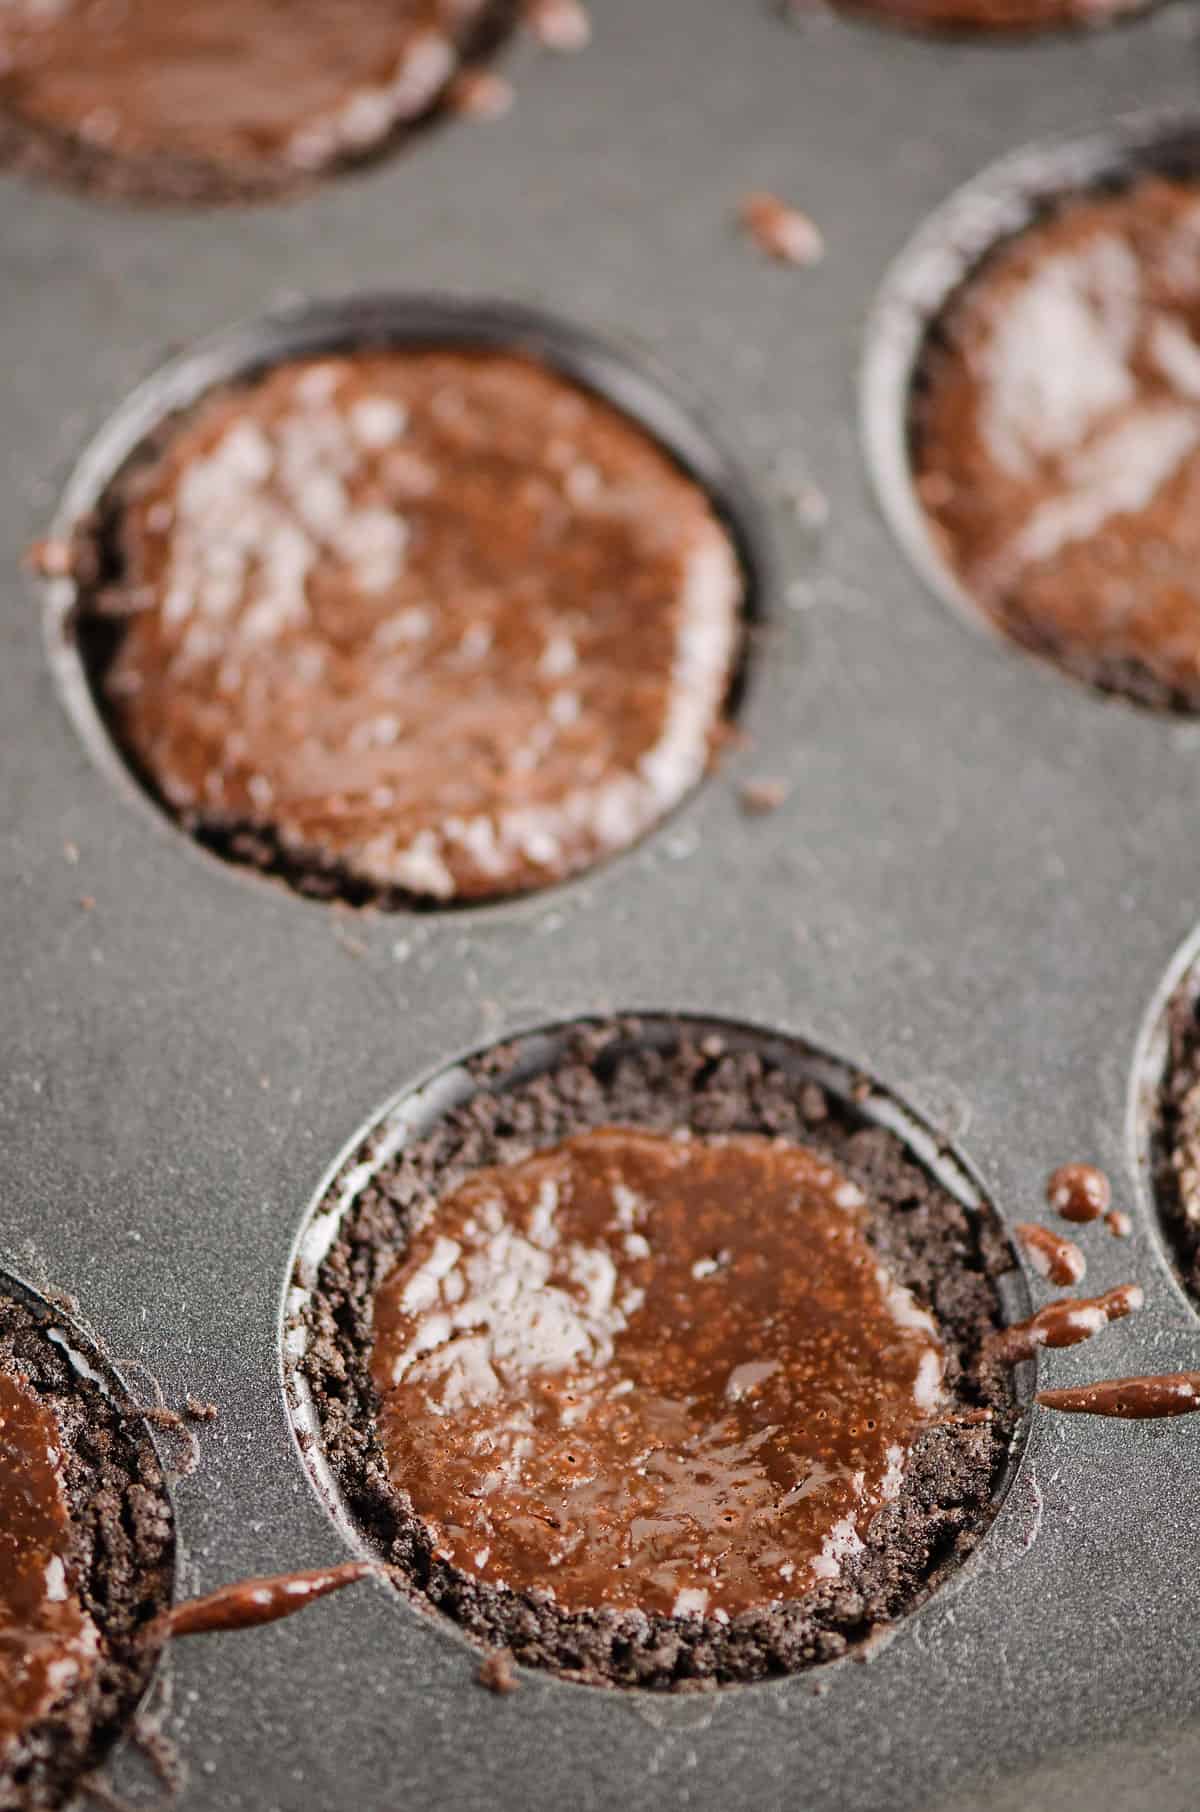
[6,1,1200,1808]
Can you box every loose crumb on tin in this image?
[446,67,515,120]
[24,536,74,578]
[523,0,592,50]
[739,191,825,267]
[739,777,790,815]
[478,1647,519,1694]
[184,1397,219,1423]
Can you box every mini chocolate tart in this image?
[0,0,506,205]
[835,0,1149,34]
[73,343,744,906]
[912,176,1200,711]
[0,1286,173,1811]
[294,1021,1019,1688]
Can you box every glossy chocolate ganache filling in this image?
[299,1028,1018,1687]
[0,1295,172,1811]
[914,178,1200,711]
[835,0,1148,34]
[77,348,742,905]
[0,0,503,201]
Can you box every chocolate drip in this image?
[161,1561,377,1638]
[990,1283,1143,1366]
[1046,1164,1112,1224]
[1037,1373,1200,1418]
[1015,1222,1086,1286]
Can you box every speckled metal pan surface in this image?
[5,3,1200,1808]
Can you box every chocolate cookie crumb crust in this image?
[293,1021,1019,1689]
[0,1,512,207]
[0,1288,174,1811]
[1151,978,1200,1303]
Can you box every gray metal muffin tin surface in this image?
[4,2,1200,1807]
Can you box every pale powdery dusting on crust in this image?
[386,1178,645,1410]
[979,236,1141,478]
[405,528,741,898]
[159,367,409,647]
[286,30,456,169]
[972,198,1200,576]
[1011,405,1200,568]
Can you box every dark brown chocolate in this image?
[836,0,1147,31]
[0,0,497,201]
[914,179,1200,712]
[989,1283,1142,1366]
[1037,1372,1200,1418]
[371,1127,945,1619]
[297,1023,1019,1687]
[0,1373,98,1768]
[1047,1163,1112,1224]
[81,349,741,906]
[1015,1222,1086,1286]
[161,1562,377,1638]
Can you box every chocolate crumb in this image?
[1106,1210,1132,1240]
[25,538,73,579]
[478,1647,519,1694]
[740,777,790,815]
[183,1397,219,1423]
[78,896,95,912]
[447,67,515,120]
[523,0,591,49]
[739,192,824,268]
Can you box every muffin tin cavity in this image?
[0,1273,175,1812]
[47,297,764,912]
[863,111,1200,712]
[283,1015,1026,1690]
